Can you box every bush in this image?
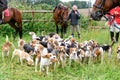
[80,15,90,29]
[9,1,53,10]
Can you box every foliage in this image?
[40,0,60,6]
[80,15,90,29]
[64,1,91,9]
[70,1,90,9]
[9,1,53,10]
[32,3,53,10]
[9,0,61,8]
[8,0,91,9]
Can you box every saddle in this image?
[0,9,10,20]
[53,5,64,12]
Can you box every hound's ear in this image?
[117,50,119,53]
[70,48,73,53]
[51,59,58,63]
[42,53,51,58]
[39,45,44,50]
[42,54,47,58]
[64,46,66,50]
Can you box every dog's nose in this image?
[53,56,56,59]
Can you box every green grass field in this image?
[0,28,120,80]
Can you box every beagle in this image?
[69,47,78,66]
[2,41,12,59]
[57,46,68,68]
[40,53,58,74]
[11,49,34,65]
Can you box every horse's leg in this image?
[61,26,63,38]
[64,24,67,34]
[17,22,22,39]
[56,23,59,34]
[8,22,19,39]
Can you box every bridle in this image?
[93,0,119,20]
[93,0,106,10]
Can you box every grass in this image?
[0,28,120,80]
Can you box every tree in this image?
[68,1,91,9]
[40,0,60,6]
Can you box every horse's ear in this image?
[66,7,70,11]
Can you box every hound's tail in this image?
[11,42,16,49]
[6,35,9,42]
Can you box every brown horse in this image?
[1,8,22,39]
[91,0,120,21]
[53,5,69,38]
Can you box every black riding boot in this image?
[116,32,119,43]
[71,34,74,38]
[110,31,114,42]
[78,33,80,39]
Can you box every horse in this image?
[1,7,22,39]
[53,5,69,38]
[90,0,120,21]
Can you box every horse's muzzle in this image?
[90,12,102,21]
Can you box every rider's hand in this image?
[75,11,77,14]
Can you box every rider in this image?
[0,0,8,24]
[106,6,120,43]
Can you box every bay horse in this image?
[90,0,120,21]
[53,5,69,38]
[1,7,22,39]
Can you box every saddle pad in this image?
[4,9,10,17]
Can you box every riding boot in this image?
[71,34,74,38]
[110,31,114,42]
[116,32,119,43]
[78,33,80,39]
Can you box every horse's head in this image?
[90,0,119,21]
[60,6,69,22]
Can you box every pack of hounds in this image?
[2,32,120,74]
